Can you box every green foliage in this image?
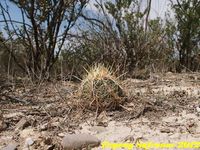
[59,0,178,77]
[103,1,175,72]
[1,0,200,80]
[0,0,87,80]
[172,0,200,71]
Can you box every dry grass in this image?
[79,64,126,112]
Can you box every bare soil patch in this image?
[0,73,200,149]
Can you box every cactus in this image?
[79,64,125,111]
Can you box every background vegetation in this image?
[0,0,199,82]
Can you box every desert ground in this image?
[1,72,200,149]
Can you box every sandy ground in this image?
[0,73,200,149]
[78,112,200,149]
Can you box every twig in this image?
[1,94,29,104]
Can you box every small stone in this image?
[160,128,171,133]
[58,133,66,137]
[196,106,200,113]
[25,137,34,146]
[62,133,101,150]
[47,145,55,150]
[40,123,48,131]
[2,143,18,150]
[15,117,30,131]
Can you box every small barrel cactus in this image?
[79,64,125,112]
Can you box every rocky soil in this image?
[0,73,200,149]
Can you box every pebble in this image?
[2,143,18,150]
[62,133,101,149]
[25,137,34,146]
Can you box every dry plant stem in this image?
[53,83,72,110]
[41,106,52,118]
[1,93,29,104]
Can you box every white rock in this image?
[196,106,200,113]
[2,143,18,150]
[25,137,34,146]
